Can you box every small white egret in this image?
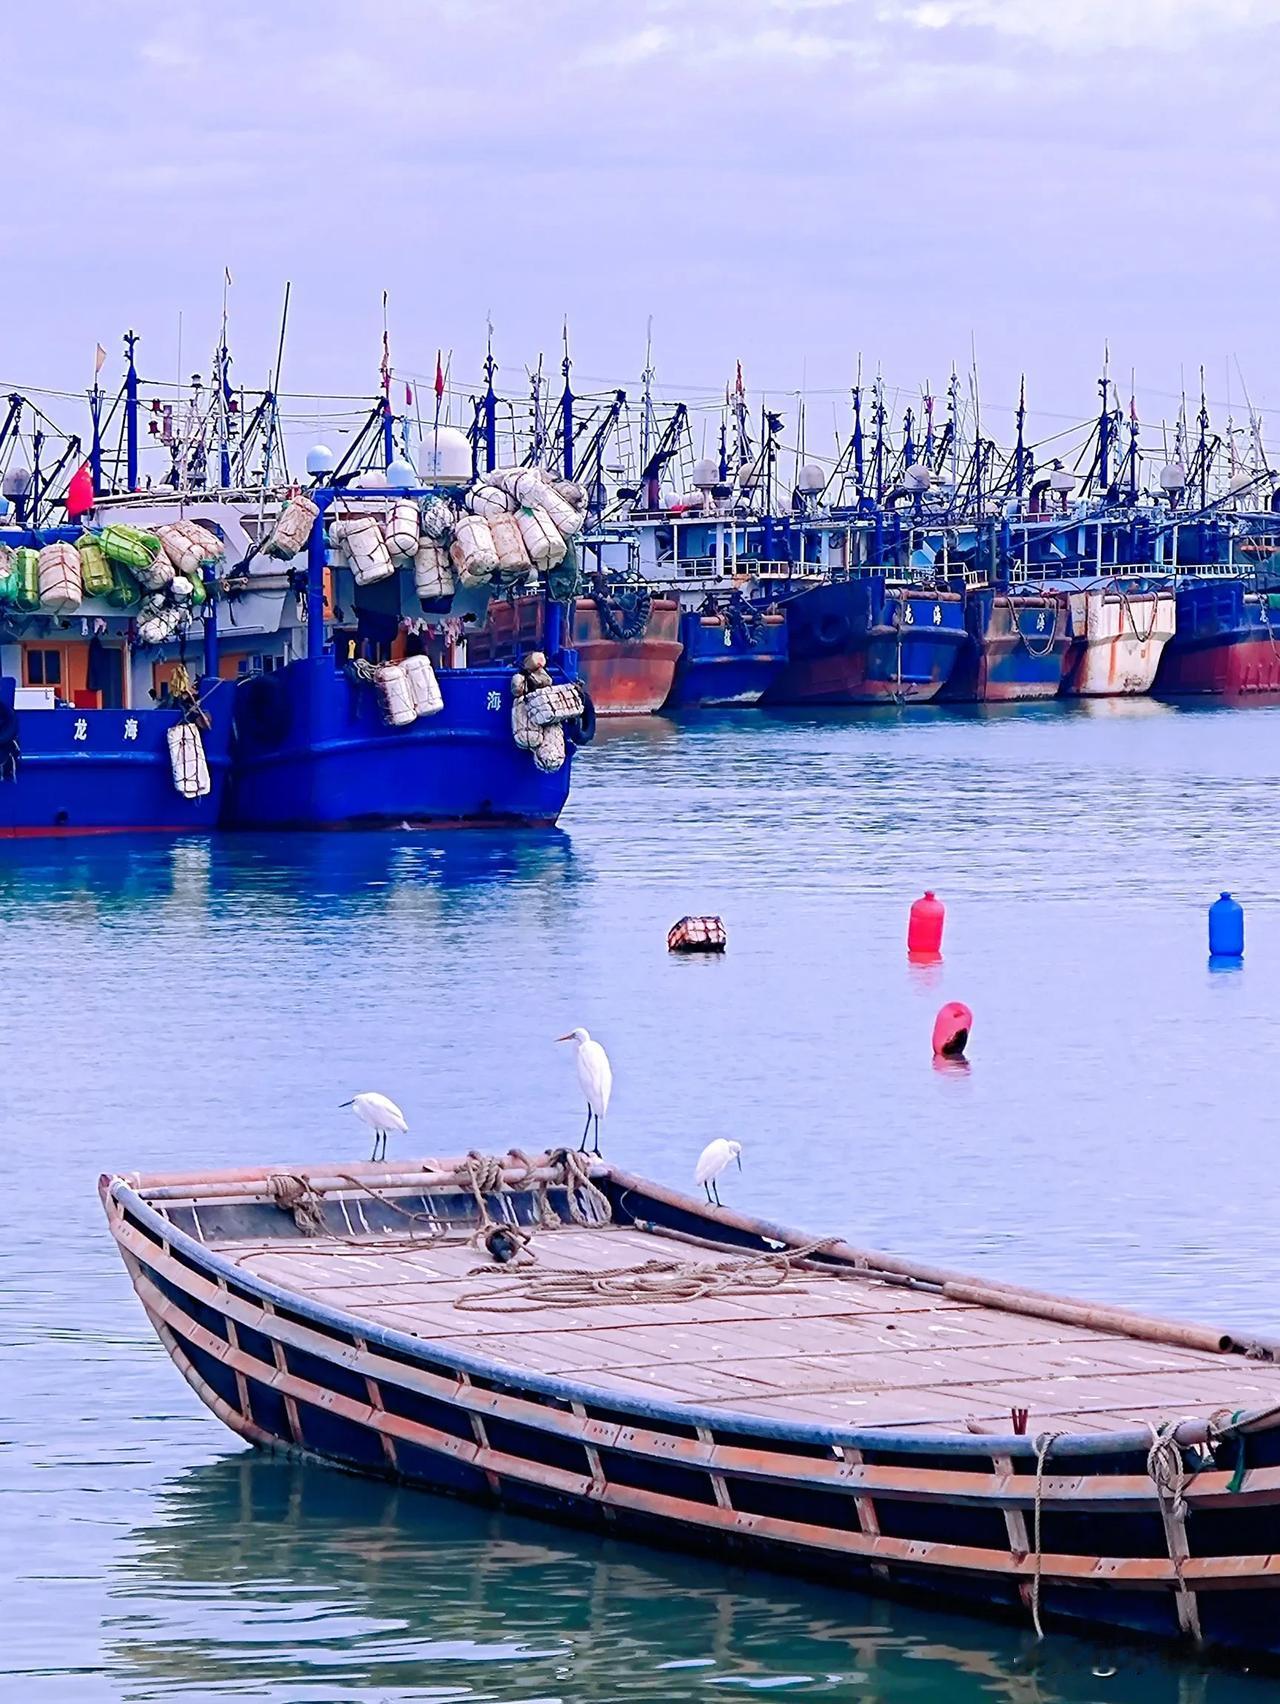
[340,1091,408,1161]
[555,1028,612,1154]
[695,1138,742,1207]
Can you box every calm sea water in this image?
[6,698,1280,1701]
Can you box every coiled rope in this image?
[1146,1419,1202,1643]
[451,1236,841,1313]
[594,586,652,644]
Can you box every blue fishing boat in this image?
[665,598,788,708]
[104,1148,1280,1667]
[227,485,587,830]
[0,513,235,836]
[229,654,575,829]
[765,565,966,705]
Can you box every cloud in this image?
[893,0,1274,52]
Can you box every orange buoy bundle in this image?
[667,916,727,954]
[931,1001,972,1058]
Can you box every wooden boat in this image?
[101,1152,1280,1663]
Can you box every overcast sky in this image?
[8,0,1278,460]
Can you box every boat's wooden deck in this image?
[218,1222,1280,1434]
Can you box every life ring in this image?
[566,680,596,747]
[234,674,292,749]
[817,612,850,649]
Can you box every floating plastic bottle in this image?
[1208,891,1244,959]
[908,890,945,959]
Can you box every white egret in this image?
[695,1138,742,1207]
[556,1028,612,1154]
[340,1091,408,1161]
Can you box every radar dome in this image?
[692,458,718,490]
[2,464,31,499]
[797,463,825,494]
[903,462,932,493]
[417,427,471,486]
[305,443,336,476]
[1159,462,1186,492]
[355,468,389,490]
[386,455,416,487]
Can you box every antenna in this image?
[640,316,654,474]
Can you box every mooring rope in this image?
[1146,1419,1202,1642]
[1029,1429,1065,1639]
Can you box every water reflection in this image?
[0,828,580,920]
[107,1453,1267,1703]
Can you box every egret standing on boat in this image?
[340,1091,408,1161]
[556,1028,612,1154]
[695,1138,742,1206]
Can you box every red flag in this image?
[404,381,413,408]
[434,351,445,400]
[735,359,744,398]
[66,461,94,519]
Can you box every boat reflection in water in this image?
[106,1453,1250,1704]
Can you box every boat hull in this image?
[470,596,683,716]
[940,592,1070,703]
[665,611,788,708]
[0,684,233,837]
[1062,585,1177,697]
[226,657,572,829]
[1154,580,1280,696]
[102,1158,1280,1667]
[765,580,966,704]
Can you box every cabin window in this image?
[26,648,62,687]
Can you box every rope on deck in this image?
[451,1236,841,1313]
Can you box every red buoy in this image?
[65,461,95,521]
[932,1001,972,1058]
[908,890,945,959]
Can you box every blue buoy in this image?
[1208,891,1244,959]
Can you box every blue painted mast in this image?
[1013,375,1026,507]
[871,378,886,504]
[482,326,498,474]
[306,494,331,663]
[560,325,574,481]
[851,378,864,498]
[380,291,395,468]
[89,378,103,495]
[124,330,139,491]
[1097,362,1111,492]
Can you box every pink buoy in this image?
[932,1001,972,1058]
[908,890,945,960]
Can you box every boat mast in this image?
[483,319,498,474]
[1197,367,1209,510]
[560,321,574,481]
[851,358,864,500]
[380,291,394,469]
[1014,374,1026,507]
[1128,375,1139,507]
[217,268,233,489]
[89,342,104,495]
[640,317,654,483]
[124,330,139,491]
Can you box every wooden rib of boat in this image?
[101,1152,1280,1664]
